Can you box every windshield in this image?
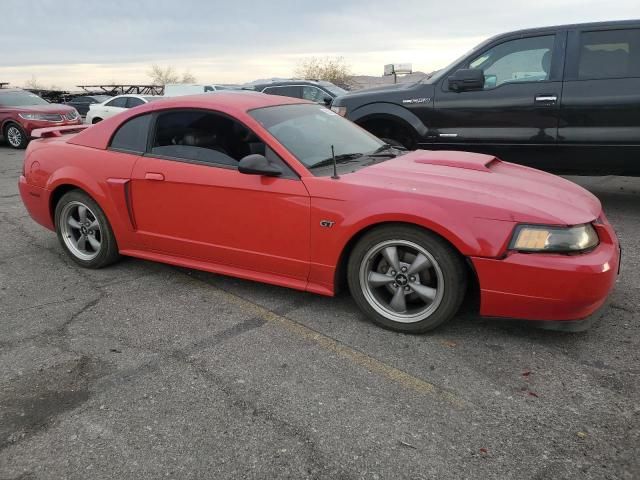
[0,90,49,107]
[421,37,494,84]
[249,104,384,169]
[321,84,348,96]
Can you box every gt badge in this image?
[320,220,335,228]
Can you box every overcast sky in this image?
[1,0,637,89]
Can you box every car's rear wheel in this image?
[4,123,28,149]
[91,117,102,124]
[347,225,467,333]
[55,190,120,268]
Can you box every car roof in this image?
[490,19,640,40]
[249,79,328,89]
[0,88,28,93]
[144,90,308,110]
[109,94,150,100]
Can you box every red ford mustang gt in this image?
[18,92,620,333]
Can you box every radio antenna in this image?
[331,145,339,180]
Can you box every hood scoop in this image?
[414,151,499,172]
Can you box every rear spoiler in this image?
[31,125,90,139]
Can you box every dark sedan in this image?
[65,95,112,116]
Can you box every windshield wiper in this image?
[309,153,364,169]
[366,143,406,158]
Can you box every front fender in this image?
[349,102,428,138]
[304,181,516,294]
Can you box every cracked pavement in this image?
[0,146,638,479]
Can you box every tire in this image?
[91,117,102,124]
[54,190,120,268]
[347,225,467,333]
[4,123,28,149]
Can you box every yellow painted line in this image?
[206,282,465,409]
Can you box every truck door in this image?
[431,32,565,171]
[559,25,640,175]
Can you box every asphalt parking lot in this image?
[0,146,638,480]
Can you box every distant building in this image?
[347,72,429,91]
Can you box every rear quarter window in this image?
[109,114,152,154]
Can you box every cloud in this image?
[1,0,637,88]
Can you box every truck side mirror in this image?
[448,68,485,92]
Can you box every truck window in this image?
[468,35,555,89]
[578,28,640,80]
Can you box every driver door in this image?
[129,109,311,282]
[433,32,564,169]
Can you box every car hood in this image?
[348,150,601,225]
[333,82,426,105]
[5,103,76,114]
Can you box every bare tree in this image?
[148,65,197,85]
[23,75,46,90]
[294,56,352,86]
[181,71,197,83]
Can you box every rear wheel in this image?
[91,117,102,124]
[347,225,467,333]
[55,190,120,268]
[4,123,28,149]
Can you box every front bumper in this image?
[471,221,620,326]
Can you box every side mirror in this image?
[323,96,332,106]
[238,154,283,177]
[448,68,485,92]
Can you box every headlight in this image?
[19,113,44,120]
[18,112,63,121]
[510,224,599,253]
[330,105,347,116]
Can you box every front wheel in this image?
[55,190,120,268]
[347,226,467,333]
[4,123,28,149]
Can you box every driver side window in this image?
[148,110,293,176]
[469,35,555,89]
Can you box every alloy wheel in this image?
[59,201,103,261]
[6,126,23,147]
[359,239,445,323]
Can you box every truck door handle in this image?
[535,95,557,103]
[144,172,165,181]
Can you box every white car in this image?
[163,83,238,97]
[85,95,161,124]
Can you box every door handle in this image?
[144,172,165,181]
[535,95,558,103]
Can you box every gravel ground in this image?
[0,145,638,480]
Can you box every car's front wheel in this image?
[55,190,120,268]
[4,123,28,149]
[348,225,467,333]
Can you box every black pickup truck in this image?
[331,20,640,175]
